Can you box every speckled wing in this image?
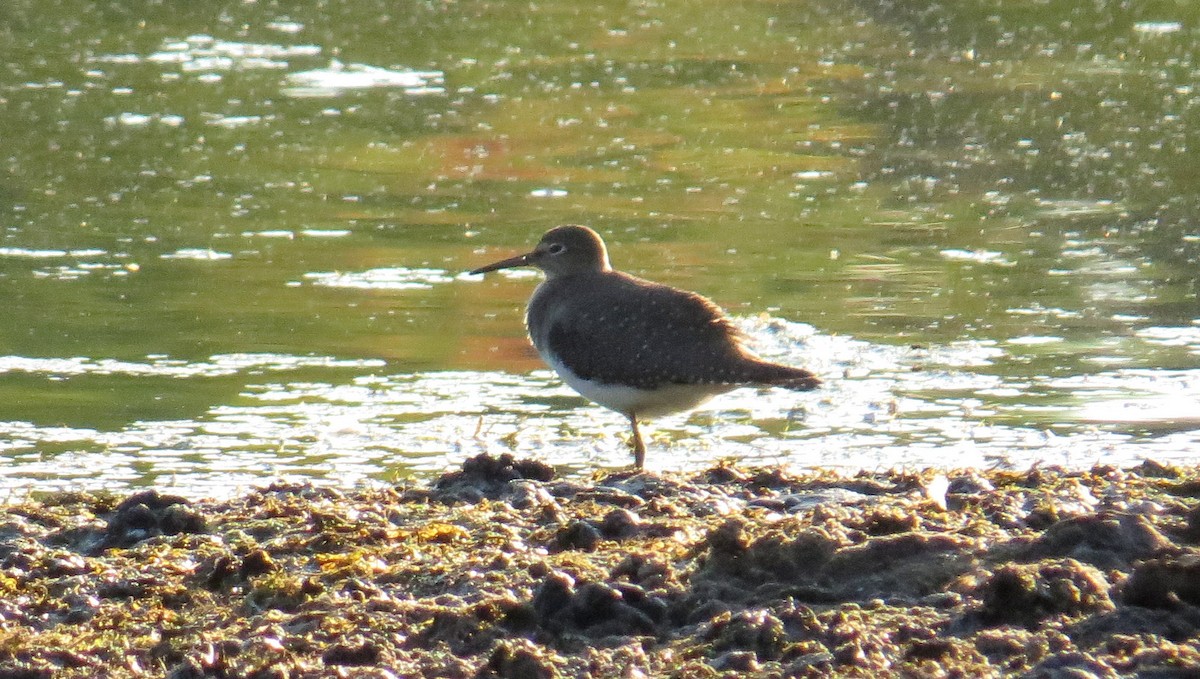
[541,273,763,389]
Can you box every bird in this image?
[469,225,820,468]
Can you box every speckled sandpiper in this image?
[469,225,820,468]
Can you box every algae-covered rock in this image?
[0,456,1196,677]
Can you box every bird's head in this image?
[469,224,612,279]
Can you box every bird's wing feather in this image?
[544,275,754,389]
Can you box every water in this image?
[1,0,1197,497]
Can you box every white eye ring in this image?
[547,243,566,255]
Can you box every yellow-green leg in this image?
[628,414,646,469]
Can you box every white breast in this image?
[541,348,735,418]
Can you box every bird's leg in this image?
[628,414,646,469]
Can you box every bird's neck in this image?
[543,265,610,281]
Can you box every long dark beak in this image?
[469,251,534,275]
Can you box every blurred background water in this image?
[1,0,1198,497]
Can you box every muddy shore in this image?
[1,454,1198,677]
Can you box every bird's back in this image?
[527,270,819,391]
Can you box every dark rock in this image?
[976,560,1114,627]
[1026,650,1118,678]
[527,571,656,637]
[709,650,760,672]
[568,581,624,628]
[508,480,555,510]
[704,518,750,557]
[1179,505,1200,543]
[1122,554,1200,608]
[599,508,641,538]
[615,583,668,624]
[1135,460,1183,479]
[553,521,601,552]
[61,592,99,625]
[611,554,671,589]
[200,554,240,590]
[817,532,974,598]
[702,609,787,661]
[702,465,749,484]
[1025,513,1176,569]
[947,471,995,495]
[239,549,277,578]
[479,639,559,679]
[858,508,920,535]
[432,454,555,504]
[783,651,835,674]
[321,638,382,666]
[531,571,575,621]
[91,490,207,553]
[905,638,956,661]
[200,549,278,590]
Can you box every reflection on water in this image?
[305,267,457,291]
[1,0,1198,496]
[283,61,444,98]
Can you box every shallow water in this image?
[1,0,1198,497]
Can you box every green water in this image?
[1,0,1198,496]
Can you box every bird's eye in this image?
[547,243,567,255]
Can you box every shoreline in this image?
[1,454,1198,677]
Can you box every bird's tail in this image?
[776,369,821,391]
[747,360,821,391]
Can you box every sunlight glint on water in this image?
[2,318,1197,498]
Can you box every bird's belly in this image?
[543,352,735,417]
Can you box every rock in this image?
[1026,650,1118,678]
[1122,554,1200,608]
[976,560,1114,626]
[508,480,556,510]
[1179,504,1200,543]
[599,508,642,538]
[200,548,279,590]
[709,650,760,672]
[527,571,657,637]
[531,571,576,622]
[479,639,560,679]
[702,609,787,661]
[91,490,207,553]
[553,520,602,552]
[432,454,554,504]
[321,637,382,666]
[1,464,1197,677]
[1024,512,1176,569]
